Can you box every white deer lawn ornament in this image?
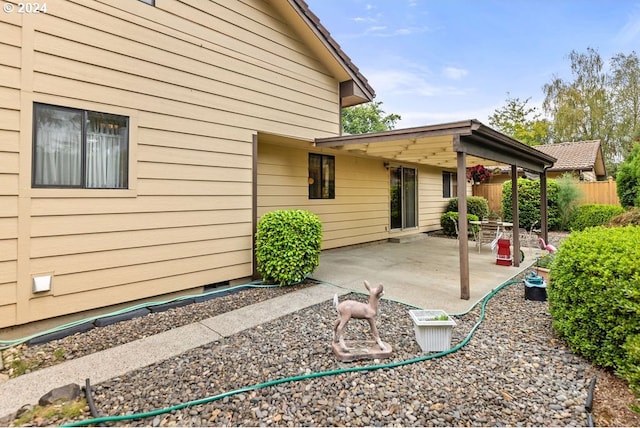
[333,280,386,352]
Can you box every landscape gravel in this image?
[19,279,599,427]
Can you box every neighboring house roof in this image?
[271,0,375,107]
[534,140,606,176]
[492,140,607,178]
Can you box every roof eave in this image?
[286,0,375,104]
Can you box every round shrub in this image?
[548,226,640,392]
[502,178,560,230]
[569,204,625,231]
[255,209,322,285]
[440,212,479,237]
[445,196,489,220]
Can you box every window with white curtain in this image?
[33,103,129,189]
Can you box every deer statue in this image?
[333,280,386,352]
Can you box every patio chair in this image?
[519,221,540,257]
[476,219,502,253]
[450,217,459,246]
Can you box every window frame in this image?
[442,171,457,198]
[308,153,335,199]
[32,102,130,190]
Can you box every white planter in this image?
[409,309,456,352]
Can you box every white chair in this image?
[477,219,502,253]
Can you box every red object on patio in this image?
[496,238,512,266]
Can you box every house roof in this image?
[316,119,556,173]
[534,140,606,176]
[270,0,375,107]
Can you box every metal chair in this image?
[476,219,502,253]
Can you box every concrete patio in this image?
[311,234,544,314]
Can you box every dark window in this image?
[442,171,457,198]
[138,0,155,5]
[33,103,129,189]
[309,153,335,199]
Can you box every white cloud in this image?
[367,69,472,97]
[616,5,640,45]
[442,66,468,80]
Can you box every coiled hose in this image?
[62,279,520,427]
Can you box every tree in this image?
[342,101,401,134]
[542,48,613,166]
[610,51,640,161]
[488,95,551,145]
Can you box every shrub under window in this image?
[33,103,129,188]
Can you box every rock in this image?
[38,383,81,406]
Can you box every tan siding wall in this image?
[258,143,454,249]
[4,0,344,328]
[418,166,451,231]
[258,142,389,249]
[0,11,21,326]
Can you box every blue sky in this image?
[305,0,640,128]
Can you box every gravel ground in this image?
[9,280,603,427]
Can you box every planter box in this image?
[535,267,550,284]
[409,310,456,352]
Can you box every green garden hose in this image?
[62,279,521,427]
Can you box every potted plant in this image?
[409,309,456,352]
[466,164,492,184]
[535,253,555,283]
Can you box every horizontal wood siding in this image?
[418,165,451,231]
[4,0,345,327]
[258,142,389,249]
[0,11,21,326]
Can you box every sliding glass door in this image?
[390,166,417,230]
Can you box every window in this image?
[33,103,129,189]
[309,153,335,199]
[442,171,457,198]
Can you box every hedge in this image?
[501,178,560,230]
[569,204,625,231]
[548,226,640,394]
[445,196,489,220]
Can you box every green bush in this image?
[440,212,479,237]
[556,173,583,230]
[622,334,640,395]
[445,196,489,220]
[502,178,560,230]
[255,209,322,285]
[616,143,640,208]
[569,204,625,231]
[548,226,640,394]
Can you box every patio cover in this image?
[315,119,556,300]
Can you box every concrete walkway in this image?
[0,235,542,420]
[0,284,343,420]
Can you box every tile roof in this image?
[534,140,602,171]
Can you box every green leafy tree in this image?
[610,51,640,161]
[616,143,640,208]
[342,101,401,134]
[488,95,551,145]
[543,48,614,163]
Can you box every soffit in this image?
[316,120,556,172]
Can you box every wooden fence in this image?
[473,178,620,215]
